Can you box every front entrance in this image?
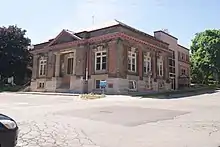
[59,52,74,89]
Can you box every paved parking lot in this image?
[1,91,220,147]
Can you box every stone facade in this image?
[30,20,173,94]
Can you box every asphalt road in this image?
[1,91,220,147]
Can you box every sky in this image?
[0,0,219,48]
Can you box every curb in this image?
[16,92,80,96]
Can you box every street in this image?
[1,92,220,147]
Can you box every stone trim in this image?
[32,32,171,54]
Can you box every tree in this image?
[190,29,220,84]
[0,25,31,85]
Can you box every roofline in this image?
[34,41,50,46]
[178,44,189,51]
[116,20,169,46]
[154,30,178,40]
[31,32,171,54]
[76,20,169,46]
[76,24,120,34]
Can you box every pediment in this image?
[48,30,81,46]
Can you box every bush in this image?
[80,93,105,100]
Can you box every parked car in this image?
[0,114,18,147]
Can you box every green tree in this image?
[0,25,31,85]
[190,29,220,84]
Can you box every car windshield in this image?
[0,114,11,120]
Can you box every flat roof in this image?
[154,30,178,40]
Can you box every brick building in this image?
[154,31,190,89]
[30,20,190,94]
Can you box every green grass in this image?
[0,85,23,92]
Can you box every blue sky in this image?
[0,0,219,48]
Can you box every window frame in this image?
[157,56,164,77]
[143,54,151,74]
[95,50,107,71]
[128,50,137,72]
[38,82,45,89]
[95,80,101,89]
[181,68,186,75]
[128,80,137,91]
[39,57,47,76]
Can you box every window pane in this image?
[96,63,100,70]
[128,64,131,70]
[144,66,147,73]
[132,53,135,57]
[147,63,150,72]
[96,57,101,63]
[169,59,172,65]
[169,67,173,73]
[128,58,131,64]
[157,65,160,75]
[129,81,133,89]
[102,52,106,55]
[160,65,163,76]
[132,58,135,64]
[102,63,106,70]
[43,65,46,75]
[132,64,135,71]
[102,56,106,63]
[96,80,100,89]
[96,53,101,56]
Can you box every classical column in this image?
[55,53,61,77]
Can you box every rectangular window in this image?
[38,82,45,89]
[144,55,151,74]
[172,51,175,59]
[186,55,189,62]
[39,59,47,76]
[160,64,163,75]
[128,51,136,72]
[95,80,106,89]
[128,80,137,90]
[67,57,74,74]
[145,79,152,89]
[95,80,100,89]
[181,53,184,60]
[95,51,107,71]
[181,69,186,75]
[157,56,163,77]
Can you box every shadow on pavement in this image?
[156,89,217,99]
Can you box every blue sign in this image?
[99,80,107,88]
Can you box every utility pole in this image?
[92,15,95,25]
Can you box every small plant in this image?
[80,93,105,100]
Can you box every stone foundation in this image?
[30,75,171,94]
